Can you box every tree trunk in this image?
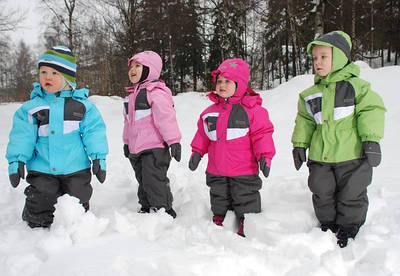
[287,0,297,76]
[340,0,344,30]
[315,0,324,38]
[278,42,282,85]
[285,35,289,81]
[351,0,357,59]
[64,0,76,51]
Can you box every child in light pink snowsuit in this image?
[123,50,182,218]
[189,58,275,236]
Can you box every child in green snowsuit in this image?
[291,31,386,248]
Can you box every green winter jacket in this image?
[291,31,386,163]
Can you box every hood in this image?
[307,30,352,73]
[127,51,162,81]
[211,58,250,99]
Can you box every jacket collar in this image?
[30,82,89,100]
[208,88,263,108]
[125,79,164,94]
[315,62,360,85]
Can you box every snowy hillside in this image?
[1,61,399,276]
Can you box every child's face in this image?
[215,76,236,98]
[312,45,332,77]
[128,61,143,84]
[39,66,65,93]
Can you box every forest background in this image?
[0,0,399,102]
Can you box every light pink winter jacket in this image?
[123,51,181,154]
[190,58,275,176]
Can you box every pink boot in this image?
[212,215,225,226]
[237,218,245,237]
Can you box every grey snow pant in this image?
[23,169,92,226]
[129,148,173,210]
[206,173,262,218]
[307,158,373,230]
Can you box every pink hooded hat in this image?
[211,58,250,97]
[128,50,162,81]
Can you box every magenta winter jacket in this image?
[191,58,275,176]
[123,51,181,154]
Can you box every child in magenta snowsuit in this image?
[189,58,276,236]
[123,50,182,218]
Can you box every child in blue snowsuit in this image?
[6,46,109,228]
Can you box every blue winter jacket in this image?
[6,83,108,175]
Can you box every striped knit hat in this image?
[38,46,77,89]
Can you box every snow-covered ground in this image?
[1,61,399,276]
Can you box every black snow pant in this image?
[129,147,173,210]
[307,158,372,232]
[206,173,262,218]
[23,169,92,227]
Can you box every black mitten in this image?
[9,161,25,188]
[189,152,202,171]
[123,144,130,158]
[292,147,306,170]
[170,143,181,162]
[259,157,270,178]
[362,141,381,167]
[92,159,106,183]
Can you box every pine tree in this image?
[12,41,35,101]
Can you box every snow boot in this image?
[82,202,89,212]
[138,206,150,213]
[237,217,245,237]
[166,208,177,219]
[321,223,338,233]
[336,227,358,248]
[212,215,225,226]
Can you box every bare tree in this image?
[0,0,25,33]
[41,0,78,50]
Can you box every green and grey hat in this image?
[38,46,77,89]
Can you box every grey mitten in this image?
[362,141,381,167]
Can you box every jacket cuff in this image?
[292,142,308,148]
[165,138,181,146]
[360,135,381,143]
[89,153,107,161]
